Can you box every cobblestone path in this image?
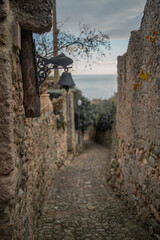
[38,142,153,240]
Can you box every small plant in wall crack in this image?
[137,70,150,81]
[133,83,143,91]
[133,70,150,91]
[146,31,159,44]
[133,31,159,91]
[56,114,66,131]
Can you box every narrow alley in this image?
[37,142,153,240]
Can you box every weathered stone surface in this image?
[0,7,7,19]
[0,169,17,202]
[12,0,52,33]
[0,1,16,179]
[0,1,73,239]
[12,21,21,50]
[148,156,156,168]
[110,0,160,237]
[0,22,8,46]
[66,92,76,153]
[0,1,8,19]
[0,53,15,174]
[11,98,69,239]
[0,223,13,240]
[0,152,15,176]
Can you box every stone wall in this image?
[0,1,74,239]
[110,0,160,237]
[52,92,76,154]
[66,92,76,153]
[0,1,19,239]
[11,0,52,33]
[11,112,68,240]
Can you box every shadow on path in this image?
[38,141,153,240]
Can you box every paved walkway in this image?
[38,142,153,240]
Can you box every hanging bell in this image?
[58,71,75,92]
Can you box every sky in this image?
[57,0,147,75]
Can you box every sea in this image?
[73,74,117,100]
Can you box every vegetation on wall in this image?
[47,88,65,100]
[56,114,66,131]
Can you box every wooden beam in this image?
[21,30,40,118]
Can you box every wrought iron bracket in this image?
[33,40,73,96]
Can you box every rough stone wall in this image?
[0,1,71,239]
[52,94,70,165]
[52,92,76,154]
[66,92,76,153]
[12,79,68,240]
[11,111,68,240]
[112,0,160,237]
[0,1,19,239]
[11,0,52,33]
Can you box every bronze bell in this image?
[58,71,75,92]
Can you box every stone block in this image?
[148,156,156,168]
[0,224,13,240]
[154,234,160,240]
[0,169,17,202]
[0,22,8,46]
[150,218,160,235]
[0,152,15,175]
[13,21,21,50]
[12,0,52,33]
[0,3,8,19]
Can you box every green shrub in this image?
[73,89,96,133]
[96,113,113,132]
[47,88,65,100]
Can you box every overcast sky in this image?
[57,0,147,75]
